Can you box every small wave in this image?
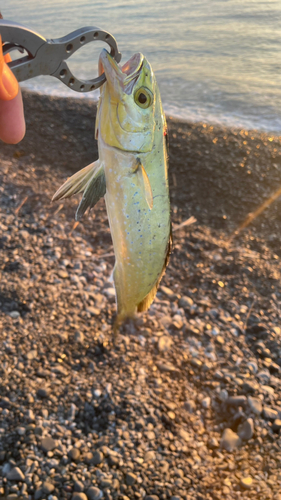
[163,104,281,133]
[21,80,281,134]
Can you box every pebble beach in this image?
[0,91,281,500]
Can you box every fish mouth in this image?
[99,49,144,94]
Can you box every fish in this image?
[53,48,171,332]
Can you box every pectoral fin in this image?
[52,160,106,220]
[75,162,106,220]
[52,161,98,201]
[135,159,153,210]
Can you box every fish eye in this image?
[138,93,147,104]
[134,87,153,109]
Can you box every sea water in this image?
[3,0,281,132]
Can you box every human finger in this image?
[0,35,26,143]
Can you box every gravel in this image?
[0,92,281,499]
[237,418,254,441]
[6,467,25,481]
[220,429,242,452]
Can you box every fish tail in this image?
[113,309,136,337]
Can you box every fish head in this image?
[97,49,159,153]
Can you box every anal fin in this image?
[137,225,172,312]
[137,281,158,313]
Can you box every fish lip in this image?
[99,49,144,90]
[99,48,123,80]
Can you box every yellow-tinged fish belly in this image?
[101,142,170,320]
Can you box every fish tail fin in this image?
[137,225,173,312]
[52,160,106,220]
[113,309,136,337]
[113,312,125,338]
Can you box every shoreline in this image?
[20,87,281,136]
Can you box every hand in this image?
[0,39,26,144]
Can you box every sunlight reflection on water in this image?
[4,0,281,131]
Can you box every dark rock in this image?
[184,400,196,413]
[156,361,180,374]
[247,361,258,373]
[37,387,49,398]
[100,477,112,488]
[41,436,57,452]
[74,480,84,492]
[71,494,88,500]
[242,381,259,393]
[34,425,44,436]
[74,331,84,343]
[209,437,219,448]
[0,397,11,408]
[42,481,55,494]
[108,454,119,466]
[68,448,81,461]
[125,472,137,485]
[263,407,278,420]
[16,426,26,435]
[34,489,43,500]
[91,450,104,465]
[84,452,94,464]
[190,358,202,368]
[7,466,25,481]
[238,418,254,440]
[86,486,103,500]
[248,396,262,415]
[272,419,281,432]
[227,396,247,406]
[178,296,193,308]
